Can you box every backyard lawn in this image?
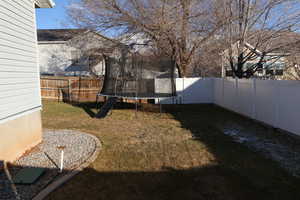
[42,101,300,200]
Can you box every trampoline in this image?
[95,45,177,118]
[99,52,177,99]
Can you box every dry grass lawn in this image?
[42,101,300,200]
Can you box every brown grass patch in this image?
[42,101,300,200]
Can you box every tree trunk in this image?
[235,52,244,78]
[177,62,189,78]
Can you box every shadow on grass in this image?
[72,102,99,118]
[0,161,260,200]
[45,166,268,200]
[2,157,300,200]
[38,102,300,199]
[71,101,162,118]
[163,104,300,199]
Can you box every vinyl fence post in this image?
[182,77,185,104]
[252,78,257,119]
[222,77,225,107]
[274,80,280,128]
[235,78,239,111]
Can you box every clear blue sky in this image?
[36,1,70,29]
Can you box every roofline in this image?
[71,29,118,44]
[38,41,67,44]
[37,29,124,47]
[35,0,55,8]
[266,52,290,57]
[39,29,120,44]
[222,41,289,57]
[37,29,87,42]
[244,42,262,55]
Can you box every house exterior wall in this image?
[0,110,42,162]
[0,0,43,161]
[39,42,106,76]
[38,31,108,76]
[39,42,74,74]
[222,43,289,79]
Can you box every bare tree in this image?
[66,0,227,77]
[188,38,223,77]
[283,52,300,80]
[219,0,300,78]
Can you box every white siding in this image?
[39,43,74,73]
[38,41,106,76]
[0,0,41,122]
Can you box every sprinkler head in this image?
[57,146,66,150]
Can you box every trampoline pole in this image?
[95,95,99,110]
[135,52,138,118]
[135,97,138,118]
[159,98,162,114]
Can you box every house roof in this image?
[37,29,88,42]
[248,31,300,54]
[37,29,127,51]
[222,31,300,57]
[35,0,55,8]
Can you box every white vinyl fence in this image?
[214,78,300,136]
[157,78,214,104]
[158,77,300,136]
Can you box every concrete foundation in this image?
[0,110,42,162]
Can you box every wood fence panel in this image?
[40,76,103,102]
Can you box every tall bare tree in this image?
[66,0,227,77]
[219,0,300,78]
[283,52,300,80]
[188,38,223,77]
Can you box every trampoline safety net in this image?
[100,53,176,98]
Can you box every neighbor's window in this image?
[265,62,285,76]
[71,50,81,63]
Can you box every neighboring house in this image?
[221,32,300,79]
[0,0,55,162]
[38,29,119,76]
[120,33,152,54]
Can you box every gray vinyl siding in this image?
[0,0,41,122]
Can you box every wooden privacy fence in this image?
[40,76,104,102]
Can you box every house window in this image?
[71,50,81,63]
[265,62,285,76]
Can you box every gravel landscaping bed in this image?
[0,130,101,200]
